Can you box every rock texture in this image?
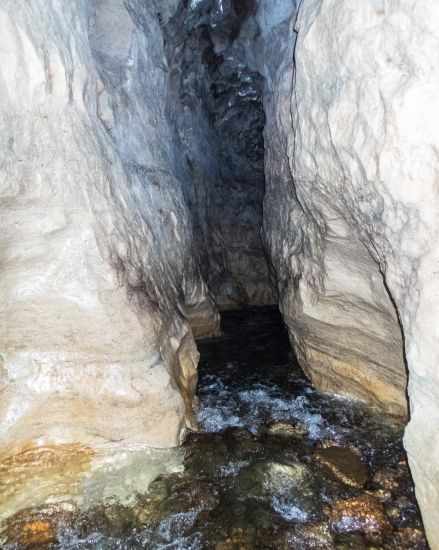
[0,0,219,524]
[263,0,439,546]
[263,1,406,418]
[164,0,276,309]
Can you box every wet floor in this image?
[46,307,427,548]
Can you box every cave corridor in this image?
[0,0,438,548]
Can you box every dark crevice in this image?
[164,0,276,310]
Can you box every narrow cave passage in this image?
[156,2,426,548]
[0,0,434,548]
[164,0,277,310]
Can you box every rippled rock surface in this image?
[5,308,426,548]
[262,1,439,544]
[262,0,407,418]
[0,0,219,529]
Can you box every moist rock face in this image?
[0,0,219,527]
[262,2,406,419]
[262,0,439,546]
[164,0,276,309]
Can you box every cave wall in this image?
[164,0,276,309]
[263,1,407,416]
[263,0,439,545]
[0,0,219,521]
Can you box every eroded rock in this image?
[262,1,439,545]
[0,0,218,529]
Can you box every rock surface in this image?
[263,0,439,546]
[328,494,391,542]
[0,0,219,525]
[314,447,368,489]
[262,1,407,418]
[164,0,276,308]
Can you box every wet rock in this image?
[328,495,391,543]
[184,434,230,479]
[265,0,439,544]
[313,447,368,489]
[372,468,402,492]
[6,518,56,548]
[223,428,265,459]
[145,475,220,522]
[214,526,256,550]
[281,522,336,550]
[334,533,368,549]
[384,495,423,529]
[3,505,74,547]
[237,461,321,521]
[265,420,308,438]
[389,527,429,549]
[368,488,393,504]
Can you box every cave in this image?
[0,0,438,548]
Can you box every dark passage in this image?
[57,308,427,548]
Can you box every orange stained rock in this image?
[20,519,56,546]
[0,443,94,509]
[328,494,391,535]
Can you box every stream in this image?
[51,307,427,549]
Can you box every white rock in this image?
[0,0,218,521]
[264,0,439,546]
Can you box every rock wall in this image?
[0,0,218,524]
[263,0,439,546]
[165,0,277,309]
[263,1,406,416]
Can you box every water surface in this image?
[31,307,428,548]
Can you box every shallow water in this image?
[13,307,428,549]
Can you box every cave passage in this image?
[164,0,277,309]
[0,1,432,548]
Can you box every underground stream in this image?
[46,307,427,549]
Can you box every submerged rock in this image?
[328,495,391,542]
[281,522,335,550]
[391,528,430,550]
[265,420,308,438]
[237,461,321,521]
[314,447,368,489]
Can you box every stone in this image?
[392,528,429,550]
[237,461,321,521]
[281,522,335,550]
[262,1,407,418]
[262,1,439,546]
[313,447,368,489]
[214,527,256,550]
[265,420,308,438]
[328,495,391,541]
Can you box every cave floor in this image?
[51,308,426,549]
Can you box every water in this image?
[8,307,428,549]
